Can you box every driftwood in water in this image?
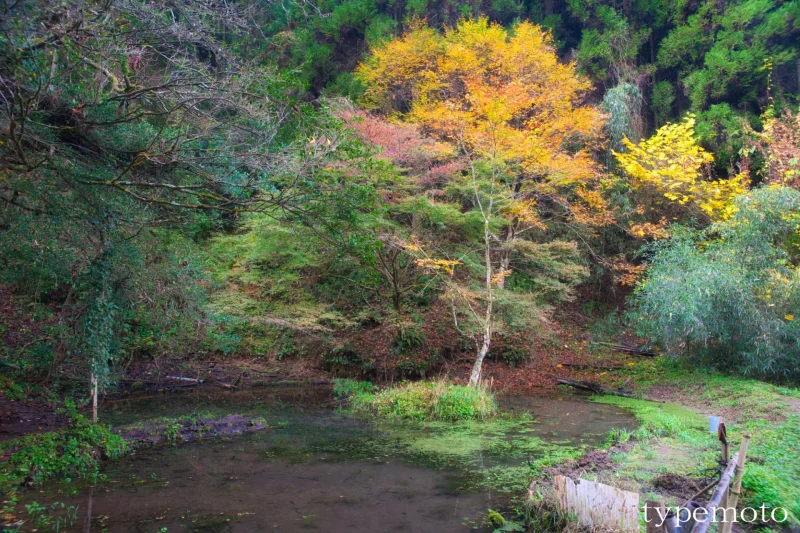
[116,414,267,446]
[166,376,204,384]
[557,378,634,398]
[592,341,659,357]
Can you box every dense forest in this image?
[1,0,800,531]
[2,0,799,388]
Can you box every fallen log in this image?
[560,363,624,371]
[116,414,267,446]
[557,378,634,398]
[166,376,204,384]
[592,342,659,357]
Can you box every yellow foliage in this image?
[357,17,608,227]
[490,269,512,286]
[613,116,747,220]
[629,218,669,239]
[415,258,461,275]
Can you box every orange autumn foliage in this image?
[356,18,608,226]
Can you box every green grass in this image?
[338,379,497,421]
[594,358,800,523]
[332,378,376,398]
[593,396,706,441]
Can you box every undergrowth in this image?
[0,415,127,496]
[336,379,497,421]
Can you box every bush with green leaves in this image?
[350,380,497,421]
[0,412,128,495]
[630,186,800,380]
[324,342,376,377]
[332,378,376,398]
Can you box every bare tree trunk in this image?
[497,254,510,289]
[469,330,491,385]
[469,214,494,386]
[90,374,98,423]
[83,485,94,533]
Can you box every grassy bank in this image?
[589,356,800,525]
[335,379,498,421]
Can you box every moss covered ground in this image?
[587,357,800,526]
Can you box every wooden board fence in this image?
[554,475,640,532]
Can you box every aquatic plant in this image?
[332,378,376,398]
[349,380,497,421]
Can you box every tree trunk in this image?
[83,485,94,533]
[469,331,491,386]
[470,215,494,387]
[796,55,800,94]
[90,374,98,423]
[496,226,514,289]
[544,0,554,16]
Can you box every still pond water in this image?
[26,386,637,533]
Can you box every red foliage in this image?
[340,109,447,172]
[418,161,466,187]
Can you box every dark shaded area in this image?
[0,395,67,442]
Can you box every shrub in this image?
[324,342,375,378]
[0,413,128,495]
[352,381,497,421]
[332,378,376,398]
[491,342,530,368]
[629,186,800,380]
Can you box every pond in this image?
[23,386,637,532]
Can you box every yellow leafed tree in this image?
[357,18,605,191]
[357,18,603,385]
[614,116,748,221]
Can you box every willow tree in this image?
[357,18,604,385]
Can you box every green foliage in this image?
[505,240,589,304]
[324,342,376,377]
[21,501,79,532]
[743,416,800,519]
[593,396,706,441]
[332,378,376,398]
[694,104,761,176]
[485,509,506,529]
[351,381,497,421]
[0,412,128,496]
[651,81,676,128]
[603,83,644,153]
[0,0,353,391]
[661,0,798,111]
[491,341,530,368]
[600,357,800,521]
[630,186,800,380]
[574,7,648,86]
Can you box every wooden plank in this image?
[554,475,639,532]
[720,437,750,533]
